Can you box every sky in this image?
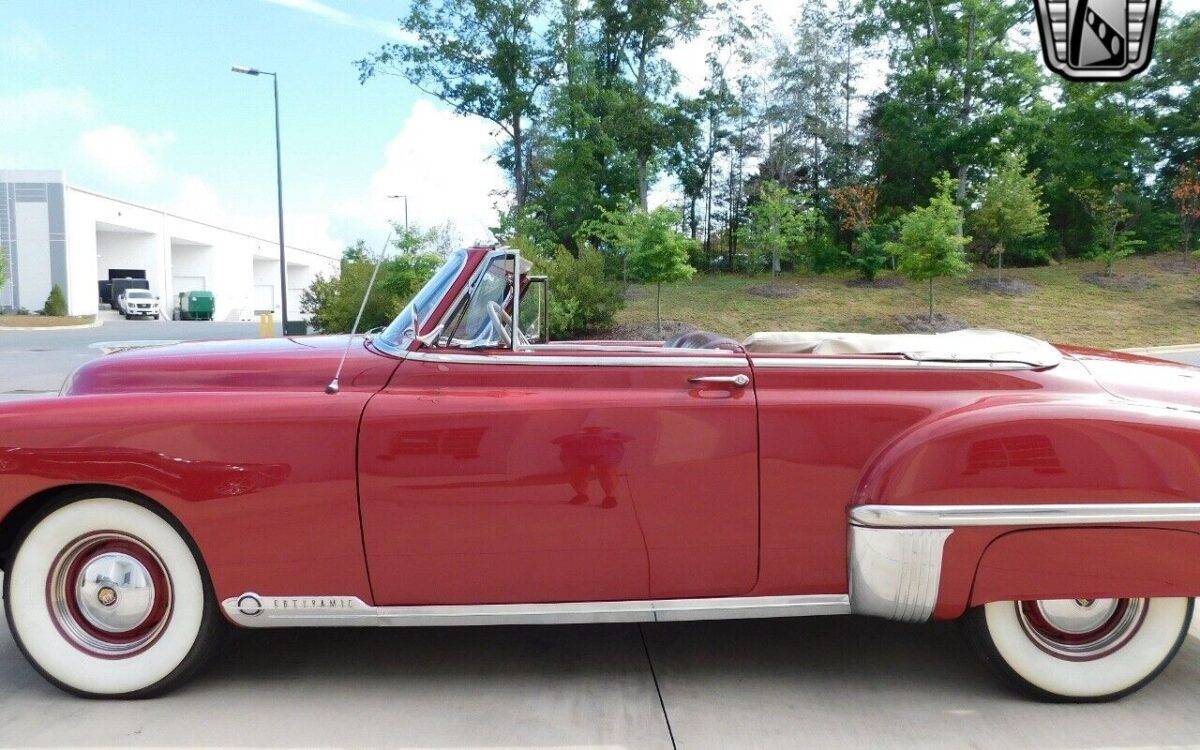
[2,0,1197,256]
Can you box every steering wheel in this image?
[486,300,528,347]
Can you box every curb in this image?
[1118,343,1200,355]
[0,317,104,331]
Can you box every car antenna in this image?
[325,230,394,395]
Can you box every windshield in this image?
[127,290,152,298]
[378,249,467,347]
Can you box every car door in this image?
[358,249,760,606]
[357,344,760,606]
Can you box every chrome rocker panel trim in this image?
[222,593,850,628]
[850,502,1200,528]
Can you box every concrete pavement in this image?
[3,323,1200,747]
[2,603,1200,748]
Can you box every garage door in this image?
[254,284,274,313]
[173,276,205,297]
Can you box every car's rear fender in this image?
[849,398,1200,621]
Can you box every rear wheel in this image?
[4,494,221,698]
[965,597,1192,701]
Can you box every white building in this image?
[0,170,339,321]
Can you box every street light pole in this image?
[232,65,288,331]
[387,194,409,233]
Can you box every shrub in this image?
[805,231,844,274]
[302,248,441,333]
[41,285,67,316]
[842,233,890,281]
[536,245,623,338]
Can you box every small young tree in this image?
[1072,184,1145,276]
[886,173,972,323]
[741,181,815,283]
[1171,160,1200,256]
[832,183,882,280]
[42,285,68,316]
[587,205,696,335]
[973,152,1049,281]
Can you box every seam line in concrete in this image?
[638,623,677,750]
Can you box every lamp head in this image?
[231,66,260,76]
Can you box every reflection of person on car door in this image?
[552,426,632,509]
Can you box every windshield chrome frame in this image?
[371,247,517,358]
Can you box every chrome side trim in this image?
[850,502,1200,529]
[849,526,953,622]
[750,356,1033,371]
[404,349,747,369]
[221,593,850,628]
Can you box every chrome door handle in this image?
[688,374,750,387]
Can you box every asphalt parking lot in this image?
[2,316,1200,748]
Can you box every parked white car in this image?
[118,289,161,320]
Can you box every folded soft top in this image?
[742,329,1062,368]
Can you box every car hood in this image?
[1062,346,1200,413]
[62,335,401,396]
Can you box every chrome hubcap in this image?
[48,533,172,657]
[1016,597,1146,660]
[75,552,156,633]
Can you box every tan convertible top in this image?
[741,329,1062,368]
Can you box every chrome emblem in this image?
[96,586,118,607]
[1033,0,1160,80]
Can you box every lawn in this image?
[617,255,1200,349]
[0,314,96,328]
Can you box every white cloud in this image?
[78,126,174,185]
[259,0,413,41]
[2,21,51,62]
[0,87,97,126]
[351,100,508,246]
[171,176,343,257]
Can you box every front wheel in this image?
[965,597,1193,702]
[4,494,221,698]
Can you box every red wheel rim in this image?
[1015,598,1147,661]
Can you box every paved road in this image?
[2,321,1200,747]
[0,311,272,399]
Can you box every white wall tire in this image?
[965,597,1193,701]
[4,494,220,698]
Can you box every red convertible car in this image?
[2,245,1199,700]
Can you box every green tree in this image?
[356,0,556,207]
[42,285,68,316]
[886,173,971,322]
[858,0,1045,211]
[0,246,8,292]
[301,241,443,333]
[587,204,695,333]
[973,151,1049,280]
[740,180,815,282]
[1072,184,1145,276]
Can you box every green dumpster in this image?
[284,320,309,336]
[174,290,215,321]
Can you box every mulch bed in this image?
[598,320,697,341]
[846,276,906,289]
[746,284,803,298]
[966,277,1038,296]
[894,313,971,333]
[1082,272,1153,291]
[1153,254,1199,274]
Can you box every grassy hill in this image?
[615,255,1200,349]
